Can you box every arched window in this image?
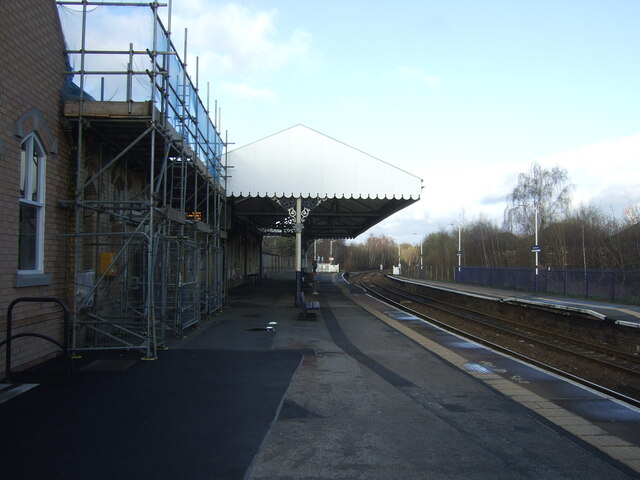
[19,133,46,272]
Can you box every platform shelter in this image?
[225,124,422,302]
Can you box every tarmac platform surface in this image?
[2,273,640,479]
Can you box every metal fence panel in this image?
[402,265,639,305]
[163,238,201,337]
[73,235,161,352]
[455,266,639,305]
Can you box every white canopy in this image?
[225,125,423,239]
[226,124,422,200]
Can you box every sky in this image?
[58,1,640,245]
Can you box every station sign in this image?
[456,250,463,256]
[531,245,541,253]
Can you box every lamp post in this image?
[413,232,424,279]
[295,198,303,306]
[457,224,462,271]
[531,205,540,292]
[510,202,542,292]
[534,206,539,275]
[451,223,462,280]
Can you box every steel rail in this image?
[378,275,640,374]
[351,272,640,409]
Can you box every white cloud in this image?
[374,132,640,241]
[417,133,640,233]
[170,2,313,78]
[536,133,640,214]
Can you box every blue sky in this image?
[60,1,640,244]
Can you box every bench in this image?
[299,291,320,319]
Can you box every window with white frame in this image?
[19,133,46,272]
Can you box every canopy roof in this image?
[226,125,422,240]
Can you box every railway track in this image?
[349,272,640,408]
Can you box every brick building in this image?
[0,0,72,373]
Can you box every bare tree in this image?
[504,162,573,235]
[365,235,396,269]
[625,204,640,226]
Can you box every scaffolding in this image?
[57,1,227,358]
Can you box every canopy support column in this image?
[295,197,303,307]
[273,195,328,307]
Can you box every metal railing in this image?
[2,298,71,383]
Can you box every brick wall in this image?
[0,0,71,374]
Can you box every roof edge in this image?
[228,192,421,200]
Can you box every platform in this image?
[2,274,640,479]
[396,276,640,326]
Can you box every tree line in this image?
[305,163,640,273]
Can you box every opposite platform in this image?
[396,275,640,326]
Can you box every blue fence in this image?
[454,266,640,305]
